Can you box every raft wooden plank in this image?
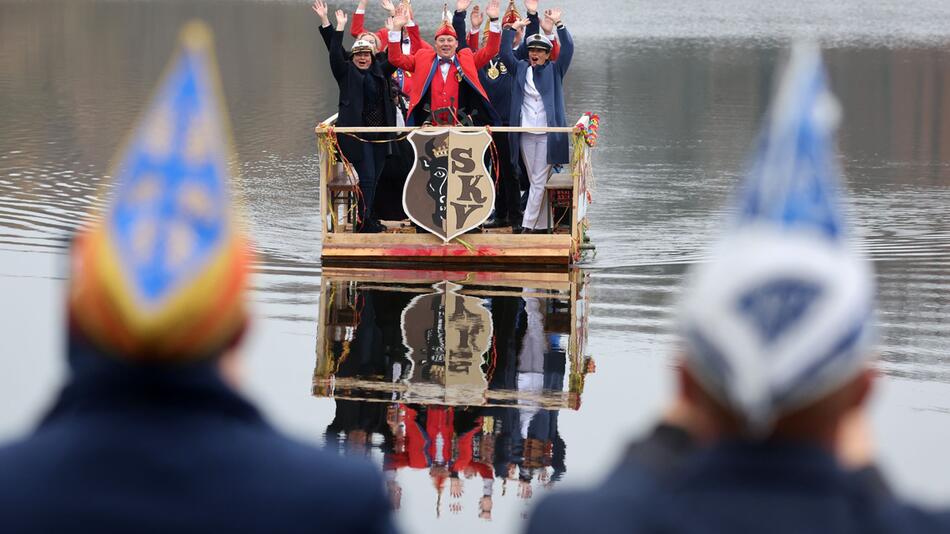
[323,232,571,246]
[317,125,575,134]
[312,378,579,410]
[321,232,573,264]
[320,267,572,287]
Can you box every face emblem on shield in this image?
[419,138,449,228]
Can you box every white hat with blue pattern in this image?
[678,43,876,434]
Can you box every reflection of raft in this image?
[315,115,597,267]
[313,268,593,410]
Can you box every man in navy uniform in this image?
[0,22,396,534]
[526,44,950,534]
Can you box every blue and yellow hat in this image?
[69,21,252,361]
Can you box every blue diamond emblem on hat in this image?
[737,279,823,345]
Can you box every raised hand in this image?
[485,0,500,19]
[540,10,554,33]
[471,5,484,27]
[544,7,562,24]
[392,5,409,29]
[510,16,529,30]
[312,0,330,24]
[384,16,395,31]
[357,0,368,10]
[335,9,349,30]
[380,0,396,15]
[524,0,538,14]
[456,0,473,12]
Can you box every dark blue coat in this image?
[0,333,397,534]
[527,435,950,534]
[498,25,574,167]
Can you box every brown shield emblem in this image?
[403,129,494,242]
[401,281,491,403]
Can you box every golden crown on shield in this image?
[432,138,450,158]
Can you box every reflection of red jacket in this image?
[452,425,479,473]
[388,30,500,124]
[385,406,429,469]
[426,407,454,465]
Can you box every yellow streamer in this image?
[453,237,477,253]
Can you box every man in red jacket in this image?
[387,0,502,126]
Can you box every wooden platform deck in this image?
[321,231,574,265]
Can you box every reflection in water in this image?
[314,269,593,519]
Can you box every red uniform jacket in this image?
[388,29,501,125]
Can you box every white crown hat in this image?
[677,42,876,435]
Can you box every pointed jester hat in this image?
[69,21,253,361]
[435,3,458,39]
[677,43,876,434]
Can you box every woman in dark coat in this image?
[315,1,397,233]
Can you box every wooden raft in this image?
[315,116,595,267]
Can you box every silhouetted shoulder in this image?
[0,415,397,534]
[526,460,662,534]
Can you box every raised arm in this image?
[468,6,484,51]
[351,0,369,37]
[472,0,501,68]
[387,10,415,71]
[498,22,524,74]
[453,8,469,51]
[474,26,500,68]
[548,10,572,77]
[328,13,351,82]
[513,6,540,61]
[540,10,561,61]
[313,1,335,51]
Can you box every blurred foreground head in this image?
[68,21,252,362]
[677,43,875,437]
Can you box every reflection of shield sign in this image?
[401,282,491,402]
[403,129,494,242]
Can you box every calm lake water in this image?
[2,0,950,532]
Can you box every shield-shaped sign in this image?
[403,129,494,242]
[401,281,492,403]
